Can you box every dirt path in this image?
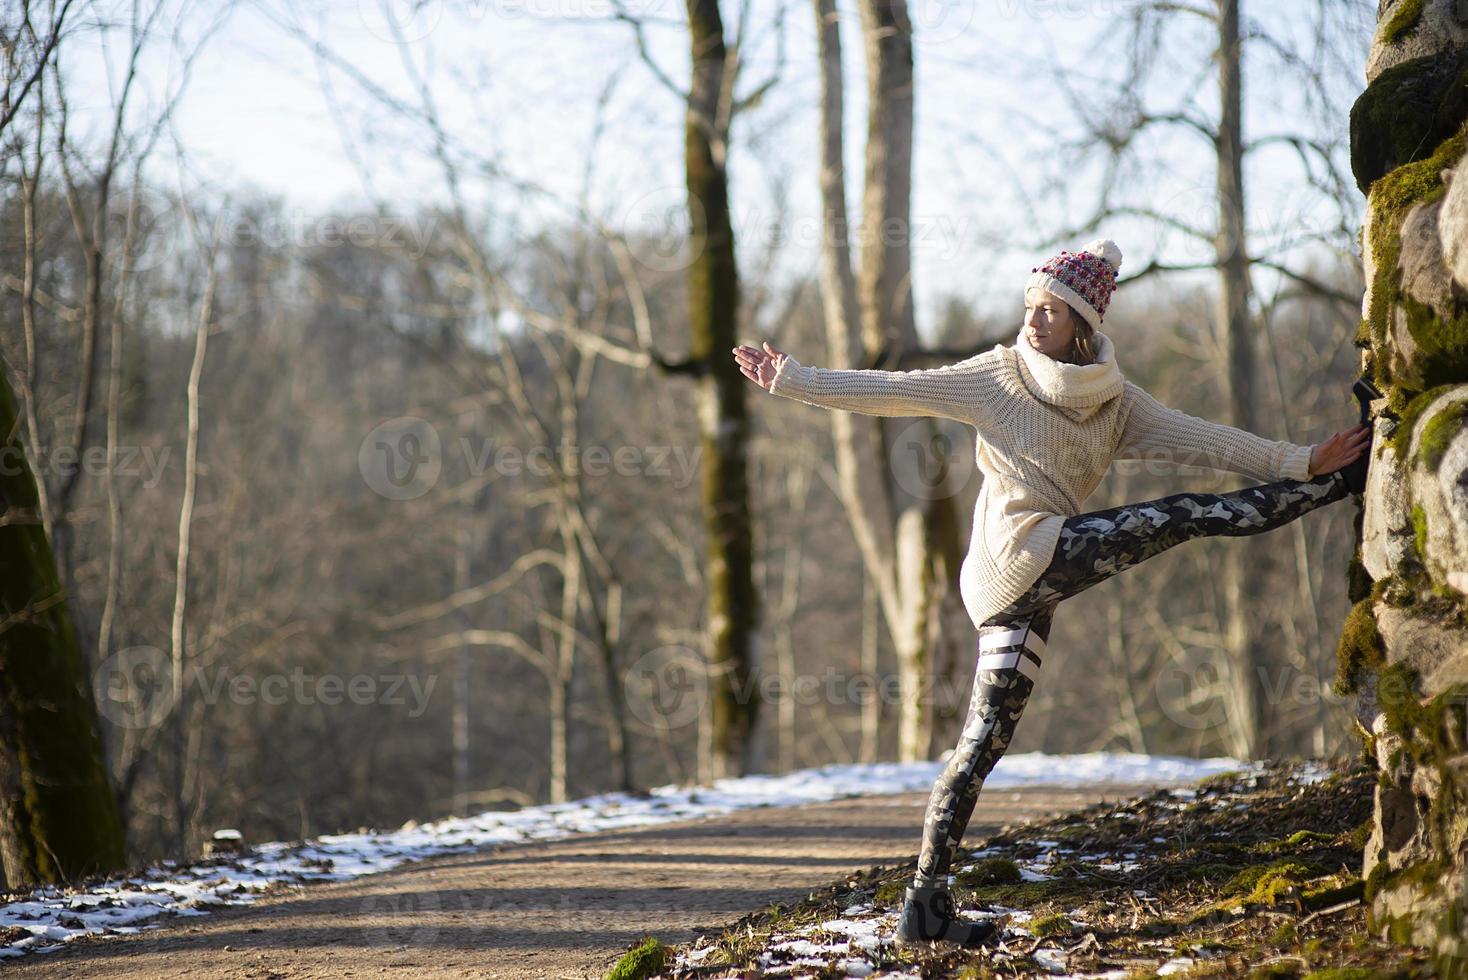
[7,781,1189,979]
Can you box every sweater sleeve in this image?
[766,347,1006,427]
[1113,381,1315,482]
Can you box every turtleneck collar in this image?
[1013,327,1124,409]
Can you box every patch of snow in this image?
[771,937,847,956]
[1033,946,1068,972]
[679,944,718,964]
[1157,956,1196,975]
[1290,764,1333,785]
[814,916,884,953]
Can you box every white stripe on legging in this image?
[977,650,1039,681]
[979,625,1047,660]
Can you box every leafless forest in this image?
[1,0,1377,872]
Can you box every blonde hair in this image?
[1065,303,1098,365]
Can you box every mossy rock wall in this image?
[1347,1,1468,971]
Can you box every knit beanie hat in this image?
[1025,239,1123,333]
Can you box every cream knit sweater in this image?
[767,328,1316,630]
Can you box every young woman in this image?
[731,239,1372,947]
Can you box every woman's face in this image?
[1023,288,1077,361]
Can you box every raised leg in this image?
[992,469,1351,622]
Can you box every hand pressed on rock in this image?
[1307,423,1371,477]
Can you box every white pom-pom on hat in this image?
[1080,239,1123,274]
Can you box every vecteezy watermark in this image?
[624,645,708,730]
[358,889,603,951]
[614,188,981,274]
[1156,653,1382,734]
[992,0,1133,18]
[358,418,702,500]
[357,0,446,43]
[359,417,443,501]
[889,417,976,501]
[883,415,1290,502]
[0,443,171,489]
[360,890,442,948]
[1149,177,1341,267]
[210,208,441,260]
[1154,647,1233,732]
[92,646,438,730]
[623,653,1007,730]
[358,0,673,42]
[93,646,176,730]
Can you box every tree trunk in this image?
[685,0,761,779]
[168,255,215,855]
[1344,0,1468,966]
[0,363,126,885]
[1214,0,1267,760]
[851,0,963,762]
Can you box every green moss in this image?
[872,879,906,906]
[1028,912,1074,938]
[1223,860,1330,906]
[1355,119,1468,391]
[954,857,1022,887]
[956,967,1000,980]
[1390,384,1458,456]
[1346,552,1373,606]
[1388,911,1417,945]
[1375,663,1467,774]
[1419,399,1468,469]
[1382,0,1426,44]
[605,936,666,980]
[1410,504,1429,560]
[1348,818,1373,851]
[1363,858,1394,904]
[1196,769,1246,791]
[1301,876,1366,910]
[1350,52,1468,198]
[1334,596,1387,696]
[1372,659,1468,949]
[1269,920,1299,946]
[1256,833,1338,850]
[961,874,1091,910]
[1399,294,1468,394]
[1377,662,1423,742]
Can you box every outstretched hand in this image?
[1308,422,1371,477]
[732,341,790,390]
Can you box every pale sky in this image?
[62,0,1373,337]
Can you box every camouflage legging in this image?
[913,469,1351,887]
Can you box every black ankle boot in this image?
[1338,375,1382,495]
[895,883,998,947]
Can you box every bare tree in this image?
[0,0,126,889]
[808,0,1012,761]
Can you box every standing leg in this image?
[897,603,1056,946]
[913,602,1057,889]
